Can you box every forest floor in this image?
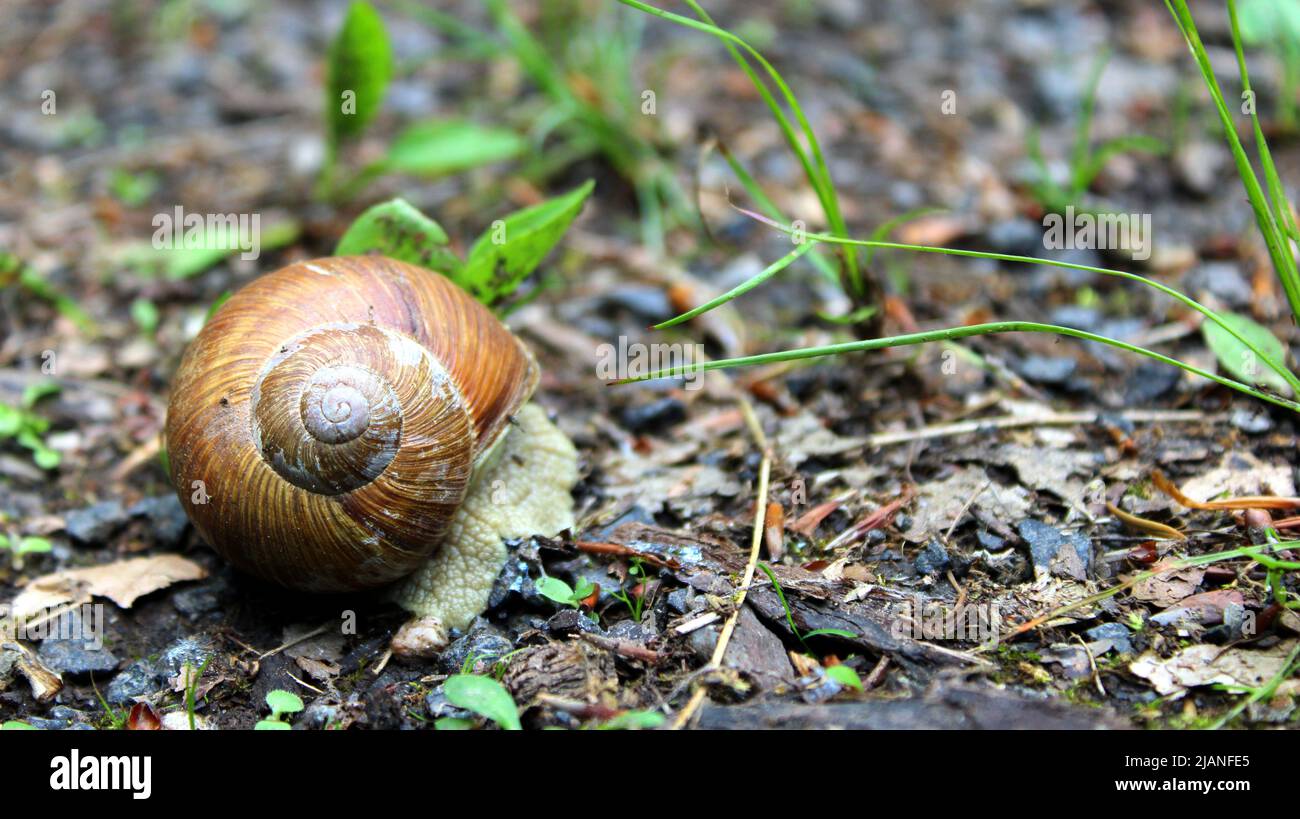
[1,0,1298,730]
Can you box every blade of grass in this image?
[734,210,1300,394]
[1165,0,1300,324]
[655,242,815,328]
[615,319,1300,413]
[618,0,861,296]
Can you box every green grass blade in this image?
[616,320,1300,413]
[735,208,1300,394]
[654,242,815,329]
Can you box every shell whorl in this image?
[164,256,539,592]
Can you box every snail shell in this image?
[164,256,538,592]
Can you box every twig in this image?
[672,398,770,730]
[578,632,662,664]
[866,408,1211,448]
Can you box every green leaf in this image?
[2,720,37,730]
[20,381,60,410]
[253,719,292,731]
[265,689,304,717]
[326,0,391,146]
[0,406,22,437]
[456,180,594,305]
[434,716,476,730]
[15,537,52,556]
[825,664,864,691]
[335,198,460,273]
[534,575,577,607]
[0,534,9,549]
[1202,311,1293,396]
[442,674,521,730]
[131,298,160,335]
[597,710,666,730]
[382,120,526,178]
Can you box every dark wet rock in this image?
[986,218,1042,255]
[28,706,96,730]
[158,636,214,680]
[1085,622,1134,655]
[543,608,602,637]
[172,578,227,620]
[63,500,128,544]
[1124,361,1182,404]
[976,530,1007,551]
[666,587,698,614]
[437,624,514,675]
[1014,355,1076,385]
[106,660,158,704]
[1230,407,1273,434]
[38,638,118,676]
[1185,262,1250,308]
[300,698,343,730]
[36,609,118,675]
[604,285,672,322]
[914,540,951,576]
[1017,519,1093,580]
[1049,305,1102,333]
[128,494,189,545]
[424,686,476,723]
[604,618,656,644]
[619,397,686,433]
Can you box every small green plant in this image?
[1237,0,1300,129]
[318,1,525,201]
[439,674,521,731]
[0,380,62,470]
[255,689,304,730]
[183,657,213,731]
[756,562,857,652]
[616,1,1300,425]
[1,721,36,730]
[335,183,592,312]
[534,574,596,610]
[0,252,94,335]
[824,663,864,692]
[0,534,52,570]
[609,558,649,622]
[1025,48,1166,216]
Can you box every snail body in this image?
[165,256,577,631]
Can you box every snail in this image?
[164,256,578,641]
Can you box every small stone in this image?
[1085,622,1135,655]
[619,397,686,433]
[36,610,118,675]
[106,660,158,704]
[158,636,214,679]
[1231,407,1273,434]
[128,495,189,546]
[976,530,1007,551]
[1014,355,1077,385]
[1017,519,1093,580]
[914,541,951,576]
[436,624,514,675]
[63,500,128,544]
[1174,140,1227,197]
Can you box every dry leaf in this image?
[12,555,207,617]
[1131,566,1204,607]
[1130,640,1298,697]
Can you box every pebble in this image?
[63,500,128,544]
[106,660,159,704]
[913,540,952,576]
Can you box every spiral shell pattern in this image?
[164,257,538,592]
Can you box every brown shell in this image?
[164,256,538,592]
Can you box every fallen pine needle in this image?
[1152,470,1300,511]
[1106,501,1186,540]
